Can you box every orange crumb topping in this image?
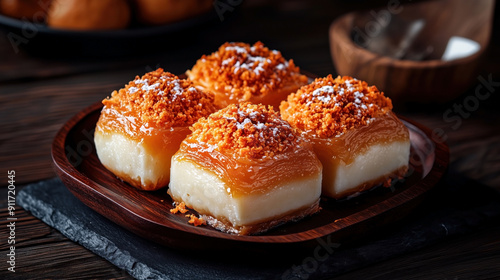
[102,68,216,128]
[187,41,308,100]
[186,214,206,226]
[170,202,189,214]
[188,102,300,160]
[280,75,393,138]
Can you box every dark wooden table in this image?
[1,1,499,279]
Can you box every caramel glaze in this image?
[95,106,191,188]
[244,82,306,110]
[175,140,322,198]
[308,112,410,198]
[195,78,306,109]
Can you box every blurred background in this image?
[0,0,499,278]
[1,0,498,188]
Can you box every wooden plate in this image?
[52,102,449,251]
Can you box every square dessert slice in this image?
[280,75,410,199]
[94,68,216,191]
[168,103,322,235]
[186,41,309,109]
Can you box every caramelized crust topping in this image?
[186,214,206,226]
[280,75,393,138]
[170,202,189,214]
[170,202,206,226]
[188,102,300,160]
[102,68,216,128]
[187,41,308,100]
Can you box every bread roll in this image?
[47,0,130,30]
[0,0,51,20]
[133,0,212,25]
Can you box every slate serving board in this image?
[17,170,500,280]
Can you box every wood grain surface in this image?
[1,0,499,279]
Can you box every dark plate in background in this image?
[51,101,449,251]
[0,11,218,57]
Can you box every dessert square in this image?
[168,102,322,234]
[280,75,410,199]
[94,69,216,191]
[186,41,309,109]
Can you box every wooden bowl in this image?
[329,0,494,103]
[52,101,449,252]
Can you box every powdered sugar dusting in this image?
[167,79,184,100]
[231,105,300,156]
[224,44,287,76]
[128,87,138,94]
[189,103,301,159]
[104,68,216,130]
[141,82,160,92]
[311,86,334,103]
[225,45,247,54]
[131,76,197,103]
[305,81,373,117]
[275,61,288,71]
[255,122,266,130]
[236,118,253,130]
[280,75,393,138]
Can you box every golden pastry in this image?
[280,75,410,199]
[168,102,322,235]
[187,41,309,109]
[0,0,51,20]
[47,0,130,30]
[94,68,216,191]
[133,0,212,25]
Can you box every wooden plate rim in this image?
[51,101,449,244]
